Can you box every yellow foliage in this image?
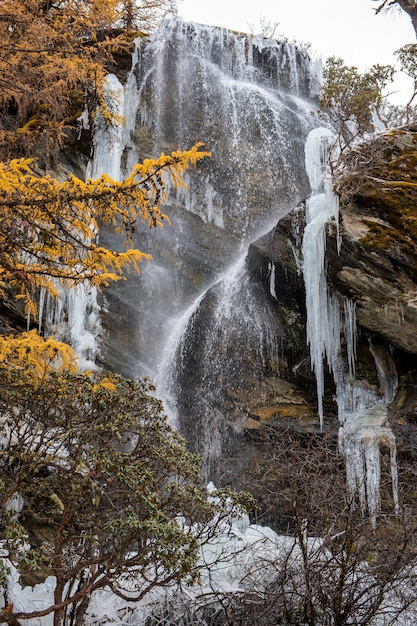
[93,374,118,392]
[0,2,210,383]
[0,143,210,381]
[0,330,78,387]
[50,493,65,513]
[0,0,129,162]
[0,143,209,315]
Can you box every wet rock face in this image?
[97,203,240,379]
[129,19,313,242]
[170,260,294,482]
[91,19,317,386]
[247,207,336,428]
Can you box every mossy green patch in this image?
[338,130,417,272]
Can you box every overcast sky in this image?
[177,0,415,104]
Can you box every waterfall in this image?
[88,18,320,477]
[98,17,316,382]
[43,19,399,517]
[130,17,315,240]
[302,127,399,521]
[86,74,125,182]
[156,255,284,481]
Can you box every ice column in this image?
[302,127,340,428]
[87,73,125,181]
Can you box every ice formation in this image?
[302,127,399,521]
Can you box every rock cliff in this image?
[90,25,417,497]
[247,126,417,465]
[3,21,417,514]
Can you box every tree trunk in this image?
[397,0,417,38]
[122,1,136,30]
[53,581,66,626]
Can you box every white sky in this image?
[177,0,416,104]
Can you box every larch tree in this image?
[0,147,209,325]
[0,143,210,378]
[0,2,234,624]
[0,0,177,164]
[0,0,122,163]
[116,0,177,30]
[0,0,209,373]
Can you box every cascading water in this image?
[98,18,317,475]
[48,19,399,516]
[8,18,416,626]
[156,255,284,481]
[135,18,315,240]
[97,18,317,387]
[302,127,399,521]
[87,74,125,182]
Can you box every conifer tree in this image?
[0,0,177,163]
[0,5,226,624]
[0,143,209,377]
[117,0,177,30]
[0,0,208,375]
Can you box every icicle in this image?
[87,74,125,182]
[344,298,357,379]
[368,339,398,404]
[268,262,277,299]
[39,74,125,368]
[76,104,90,139]
[390,444,400,515]
[38,287,46,334]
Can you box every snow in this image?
[4,499,416,625]
[0,505,329,626]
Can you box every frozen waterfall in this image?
[86,74,125,182]
[302,127,341,428]
[302,127,399,521]
[38,74,127,369]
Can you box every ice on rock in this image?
[302,127,399,522]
